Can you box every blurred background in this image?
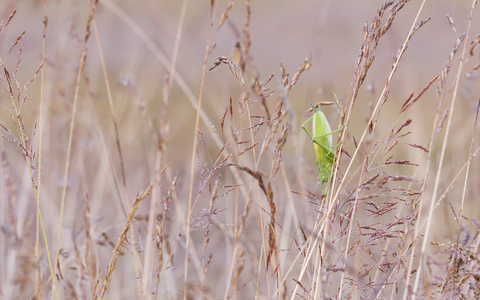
[0,0,479,299]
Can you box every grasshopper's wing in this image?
[312,109,333,167]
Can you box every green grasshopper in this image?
[302,102,343,192]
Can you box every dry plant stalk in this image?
[98,184,153,300]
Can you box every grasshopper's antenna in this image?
[309,101,317,113]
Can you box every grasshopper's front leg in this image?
[302,116,315,141]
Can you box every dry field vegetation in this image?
[1,0,480,299]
